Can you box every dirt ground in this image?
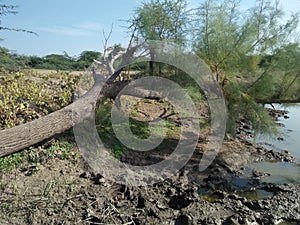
[0,124,299,225]
[0,72,299,224]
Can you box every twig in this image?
[60,194,83,211]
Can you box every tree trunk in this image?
[149,50,155,76]
[0,77,103,157]
[0,76,163,157]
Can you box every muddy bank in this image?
[76,125,298,224]
[1,108,299,224]
[0,138,298,224]
[68,170,300,225]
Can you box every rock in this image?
[169,195,191,210]
[282,150,290,155]
[79,171,89,179]
[174,215,189,225]
[253,170,270,179]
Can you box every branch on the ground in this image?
[0,28,155,157]
[0,71,163,157]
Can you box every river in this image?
[250,103,300,184]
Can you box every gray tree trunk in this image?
[0,76,162,157]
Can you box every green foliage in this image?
[132,0,189,44]
[192,0,299,136]
[95,99,180,158]
[245,43,300,103]
[33,50,101,70]
[130,0,190,75]
[194,0,298,77]
[268,43,300,100]
[95,100,129,158]
[0,151,27,171]
[46,141,75,160]
[0,1,36,37]
[0,47,28,71]
[0,141,76,172]
[239,55,261,72]
[224,81,279,137]
[160,69,206,110]
[0,47,101,71]
[76,50,102,69]
[39,54,74,70]
[240,94,278,137]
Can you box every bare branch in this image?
[102,23,114,58]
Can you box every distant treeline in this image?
[0,47,102,71]
[1,46,274,72]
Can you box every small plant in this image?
[0,151,27,172]
[30,162,42,171]
[46,141,75,160]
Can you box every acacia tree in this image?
[194,0,298,82]
[0,1,36,36]
[251,43,300,103]
[130,0,190,75]
[193,0,299,136]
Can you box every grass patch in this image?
[0,151,28,172]
[95,99,181,158]
[0,141,77,172]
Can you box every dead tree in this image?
[0,28,162,157]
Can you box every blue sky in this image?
[0,0,299,57]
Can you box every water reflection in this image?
[251,103,300,184]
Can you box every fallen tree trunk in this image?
[0,75,163,157]
[0,76,104,157]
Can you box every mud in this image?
[0,108,299,224]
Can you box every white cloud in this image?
[74,21,103,31]
[37,21,104,37]
[37,26,92,36]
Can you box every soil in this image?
[0,103,299,224]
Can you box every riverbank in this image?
[0,110,299,224]
[0,70,299,224]
[0,141,298,224]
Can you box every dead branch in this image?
[0,29,155,157]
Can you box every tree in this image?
[0,1,36,37]
[38,54,74,70]
[0,47,29,71]
[252,43,300,103]
[77,50,101,69]
[193,0,299,136]
[27,55,44,68]
[194,0,298,81]
[130,0,189,75]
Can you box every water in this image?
[199,104,300,201]
[250,103,300,185]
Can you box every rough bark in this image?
[0,76,103,157]
[0,76,163,157]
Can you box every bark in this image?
[0,76,163,157]
[0,77,103,157]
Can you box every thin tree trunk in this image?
[149,50,155,76]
